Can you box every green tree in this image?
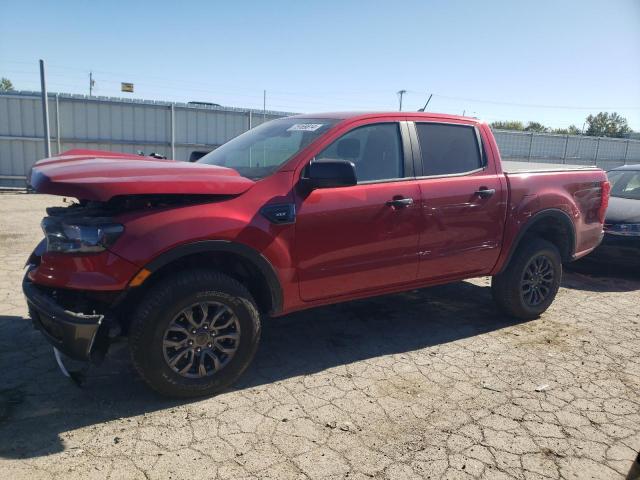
[0,77,14,91]
[585,112,631,138]
[490,120,524,131]
[552,125,580,135]
[524,121,549,133]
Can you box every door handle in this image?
[386,197,414,208]
[474,188,496,198]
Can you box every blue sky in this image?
[2,0,639,129]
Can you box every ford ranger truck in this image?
[23,112,610,397]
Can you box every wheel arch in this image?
[499,209,576,273]
[126,240,283,317]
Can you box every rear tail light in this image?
[598,181,610,224]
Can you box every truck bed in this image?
[502,160,600,174]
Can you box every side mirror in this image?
[303,159,357,189]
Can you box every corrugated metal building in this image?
[0,91,293,187]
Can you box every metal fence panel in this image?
[0,91,294,187]
[628,141,640,162]
[493,129,640,168]
[492,131,529,159]
[596,138,626,160]
[530,133,565,161]
[59,99,171,143]
[175,107,244,146]
[2,90,640,189]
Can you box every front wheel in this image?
[129,270,261,398]
[492,237,562,320]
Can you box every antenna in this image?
[418,94,433,112]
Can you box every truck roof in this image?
[290,111,479,123]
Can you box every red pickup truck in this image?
[24,112,609,397]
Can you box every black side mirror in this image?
[303,159,357,189]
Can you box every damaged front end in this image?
[24,200,129,362]
[24,148,254,367]
[24,239,126,364]
[25,194,229,363]
[23,276,113,362]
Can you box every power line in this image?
[4,61,639,110]
[5,70,390,107]
[432,93,640,111]
[3,62,639,132]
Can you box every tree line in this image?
[490,112,632,138]
[0,77,14,92]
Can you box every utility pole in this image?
[397,90,407,111]
[89,71,95,97]
[39,59,51,158]
[262,89,267,166]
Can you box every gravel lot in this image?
[0,193,639,480]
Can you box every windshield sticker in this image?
[287,123,324,132]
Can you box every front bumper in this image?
[23,276,106,361]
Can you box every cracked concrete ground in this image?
[0,193,638,480]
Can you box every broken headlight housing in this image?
[41,217,124,253]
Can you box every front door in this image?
[295,122,422,301]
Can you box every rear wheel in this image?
[129,270,261,398]
[492,237,562,320]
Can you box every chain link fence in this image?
[493,129,640,171]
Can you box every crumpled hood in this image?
[29,149,254,201]
[605,196,640,224]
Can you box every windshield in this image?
[608,170,640,200]
[198,117,339,179]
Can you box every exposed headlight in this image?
[604,223,640,237]
[41,217,124,253]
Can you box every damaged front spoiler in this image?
[23,276,108,362]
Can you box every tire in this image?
[129,269,261,398]
[491,237,562,320]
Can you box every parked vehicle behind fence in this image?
[23,112,609,397]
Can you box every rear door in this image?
[294,121,422,301]
[410,121,506,281]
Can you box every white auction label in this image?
[287,123,324,132]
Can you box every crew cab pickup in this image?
[23,112,609,397]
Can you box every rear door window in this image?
[415,123,482,176]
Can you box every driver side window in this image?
[316,123,403,182]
